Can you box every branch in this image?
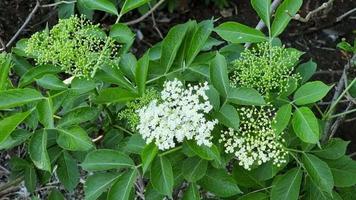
[125,0,165,25]
[293,0,334,23]
[0,1,40,52]
[336,7,356,22]
[322,54,356,143]
[40,0,76,8]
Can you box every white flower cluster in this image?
[137,79,218,150]
[219,106,287,170]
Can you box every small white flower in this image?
[137,79,218,150]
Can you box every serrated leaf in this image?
[312,138,349,160]
[272,104,292,135]
[135,51,150,96]
[215,22,266,43]
[0,110,32,143]
[120,0,150,15]
[57,151,79,191]
[82,149,135,171]
[214,104,239,130]
[107,169,137,200]
[182,157,208,182]
[292,107,319,144]
[228,87,265,106]
[296,60,317,84]
[293,81,331,105]
[81,0,118,15]
[210,52,230,97]
[36,74,67,90]
[183,183,200,200]
[95,87,138,104]
[29,130,51,172]
[251,0,271,31]
[150,156,174,197]
[55,126,93,151]
[0,88,44,109]
[302,153,334,195]
[271,0,303,37]
[84,172,120,200]
[326,156,356,187]
[270,168,302,200]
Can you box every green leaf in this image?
[185,20,214,67]
[110,23,135,44]
[123,133,146,154]
[302,153,334,195]
[55,126,93,151]
[84,172,121,200]
[82,149,135,171]
[57,106,99,128]
[183,183,200,200]
[296,60,317,84]
[36,74,67,90]
[184,140,221,162]
[135,51,150,96]
[232,165,264,188]
[95,87,138,104]
[326,156,356,187]
[161,23,188,73]
[29,130,51,172]
[0,88,44,109]
[57,151,79,191]
[293,81,331,105]
[228,87,265,106]
[214,104,240,130]
[292,107,320,144]
[0,129,31,150]
[210,52,230,97]
[199,167,241,197]
[18,65,62,87]
[270,168,303,200]
[251,0,271,31]
[312,138,349,160]
[120,0,150,15]
[119,53,137,81]
[205,85,220,111]
[141,143,158,174]
[57,1,75,19]
[272,104,292,135]
[81,0,118,15]
[96,64,135,91]
[0,53,12,91]
[150,156,174,197]
[25,165,37,193]
[271,0,303,37]
[37,98,54,128]
[70,78,96,94]
[0,110,32,143]
[215,22,266,43]
[107,169,137,200]
[182,157,208,182]
[48,189,65,200]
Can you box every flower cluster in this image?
[137,79,218,150]
[231,42,301,96]
[118,89,159,131]
[25,16,119,78]
[220,106,287,170]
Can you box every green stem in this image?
[159,146,183,157]
[324,78,356,119]
[113,124,133,135]
[146,68,183,84]
[329,108,356,119]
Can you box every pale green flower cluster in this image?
[118,89,159,131]
[25,16,119,78]
[220,106,287,170]
[231,42,301,96]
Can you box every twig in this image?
[150,6,163,39]
[40,0,76,8]
[293,0,334,22]
[0,177,23,193]
[1,1,40,51]
[244,0,282,48]
[125,0,165,25]
[92,135,103,142]
[322,54,356,143]
[336,7,356,22]
[329,102,353,139]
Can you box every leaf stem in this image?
[113,124,133,135]
[159,146,182,157]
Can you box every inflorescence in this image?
[219,106,287,170]
[231,42,301,96]
[26,16,119,78]
[137,79,218,150]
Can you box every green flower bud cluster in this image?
[220,105,287,170]
[26,16,119,78]
[118,89,159,131]
[231,42,301,96]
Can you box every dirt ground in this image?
[0,0,356,191]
